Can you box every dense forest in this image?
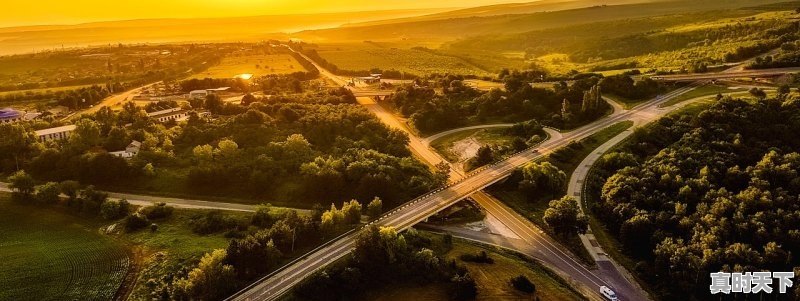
[585,93,800,299]
[0,88,444,209]
[388,73,611,134]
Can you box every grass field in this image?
[431,128,514,163]
[0,196,131,301]
[0,84,94,97]
[190,54,306,79]
[659,84,748,107]
[126,208,244,300]
[315,43,492,77]
[369,236,585,301]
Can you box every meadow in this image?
[0,45,220,88]
[313,42,493,77]
[0,196,131,301]
[189,53,307,79]
[125,208,246,300]
[431,128,515,163]
[367,237,586,301]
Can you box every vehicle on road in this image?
[600,286,619,301]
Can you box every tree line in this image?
[585,93,800,299]
[388,73,611,134]
[1,87,444,210]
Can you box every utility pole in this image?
[291,227,296,252]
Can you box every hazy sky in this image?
[2,0,518,27]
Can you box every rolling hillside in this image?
[295,0,789,42]
[0,8,450,55]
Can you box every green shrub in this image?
[124,213,150,232]
[510,275,536,293]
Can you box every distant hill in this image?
[344,0,656,27]
[296,0,790,42]
[0,9,450,56]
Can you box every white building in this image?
[35,125,77,142]
[110,140,141,159]
[189,87,231,100]
[147,107,189,123]
[189,90,208,99]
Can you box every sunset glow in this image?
[0,0,516,27]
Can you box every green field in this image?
[0,197,131,301]
[315,43,492,77]
[368,238,585,301]
[0,84,94,97]
[190,54,307,79]
[431,128,514,163]
[126,208,243,300]
[659,84,748,107]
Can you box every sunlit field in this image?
[314,43,493,77]
[190,54,307,79]
[0,197,130,301]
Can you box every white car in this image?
[600,286,619,301]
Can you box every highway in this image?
[651,66,800,82]
[228,50,704,299]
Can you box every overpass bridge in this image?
[651,67,800,82]
[351,90,393,98]
[226,83,700,301]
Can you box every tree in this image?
[251,204,273,227]
[749,87,767,100]
[35,182,61,204]
[140,202,174,219]
[320,212,335,235]
[142,163,156,177]
[100,199,130,220]
[510,275,536,293]
[193,144,214,163]
[215,139,239,159]
[241,93,257,106]
[519,161,567,197]
[473,145,494,166]
[0,123,36,171]
[174,249,237,301]
[124,213,150,231]
[367,197,383,219]
[543,196,588,236]
[433,161,451,187]
[70,119,102,150]
[450,273,478,301]
[60,180,80,201]
[342,200,362,224]
[9,170,35,202]
[225,236,281,279]
[778,84,791,95]
[204,94,224,114]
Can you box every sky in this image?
[2,0,520,27]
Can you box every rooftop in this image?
[0,108,22,119]
[35,125,77,136]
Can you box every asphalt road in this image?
[228,64,704,300]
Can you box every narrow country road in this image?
[0,182,312,213]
